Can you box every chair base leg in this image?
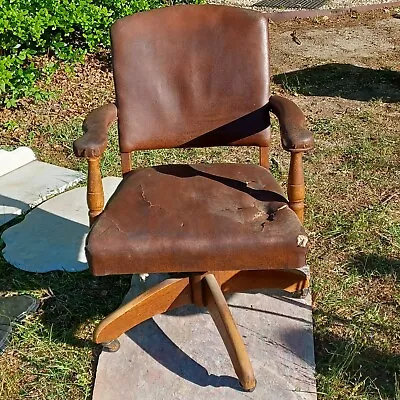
[203,273,256,391]
[94,276,192,344]
[218,269,309,295]
[94,269,308,391]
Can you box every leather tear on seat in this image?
[297,234,308,247]
[139,184,160,208]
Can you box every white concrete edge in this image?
[27,175,86,208]
[0,147,37,177]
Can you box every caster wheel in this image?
[240,379,257,392]
[292,288,310,299]
[102,339,120,353]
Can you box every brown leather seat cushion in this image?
[86,164,307,275]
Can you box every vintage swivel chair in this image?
[73,5,314,392]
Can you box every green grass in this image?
[303,104,400,399]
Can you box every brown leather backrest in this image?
[112,5,271,152]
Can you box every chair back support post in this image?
[121,152,132,175]
[259,146,270,169]
[87,157,104,226]
[287,152,305,223]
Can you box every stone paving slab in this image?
[93,274,316,400]
[2,177,122,273]
[0,147,36,177]
[0,158,85,226]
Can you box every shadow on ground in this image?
[313,252,400,398]
[0,214,131,350]
[348,253,400,281]
[314,327,400,399]
[127,317,243,391]
[273,63,400,103]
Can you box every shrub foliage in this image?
[0,0,199,107]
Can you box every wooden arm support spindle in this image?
[268,95,313,224]
[87,157,104,226]
[287,152,305,223]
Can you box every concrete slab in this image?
[1,177,121,273]
[0,159,85,226]
[93,274,316,400]
[0,147,36,177]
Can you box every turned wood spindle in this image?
[287,152,305,223]
[87,157,104,226]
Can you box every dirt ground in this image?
[269,10,399,105]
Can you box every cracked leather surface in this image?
[86,164,307,275]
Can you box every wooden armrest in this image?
[268,95,314,153]
[73,103,117,158]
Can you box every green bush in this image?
[0,0,200,107]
